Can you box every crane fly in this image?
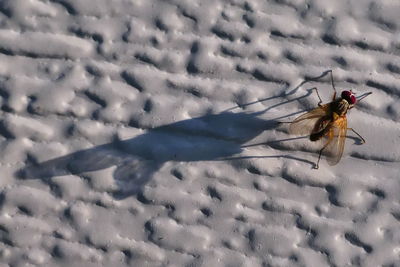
[287,70,372,169]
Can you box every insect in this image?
[288,70,372,169]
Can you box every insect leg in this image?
[314,140,332,169]
[327,70,337,100]
[310,87,323,106]
[347,128,365,144]
[314,149,322,169]
[356,92,372,102]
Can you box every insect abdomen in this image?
[310,131,324,141]
[310,117,330,141]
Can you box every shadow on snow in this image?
[17,72,331,199]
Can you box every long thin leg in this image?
[326,70,337,100]
[310,87,323,106]
[356,92,372,102]
[279,70,333,125]
[278,87,322,124]
[314,140,332,169]
[347,128,365,144]
[308,70,337,100]
[314,149,322,169]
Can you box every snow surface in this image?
[1,0,400,266]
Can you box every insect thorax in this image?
[331,99,350,116]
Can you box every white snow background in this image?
[0,0,400,266]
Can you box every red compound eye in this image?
[341,90,356,104]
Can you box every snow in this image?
[1,0,399,266]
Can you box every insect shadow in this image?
[17,74,327,199]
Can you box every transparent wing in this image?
[289,104,329,136]
[323,116,347,166]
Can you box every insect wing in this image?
[289,104,329,136]
[323,116,347,165]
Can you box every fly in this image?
[287,70,372,169]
